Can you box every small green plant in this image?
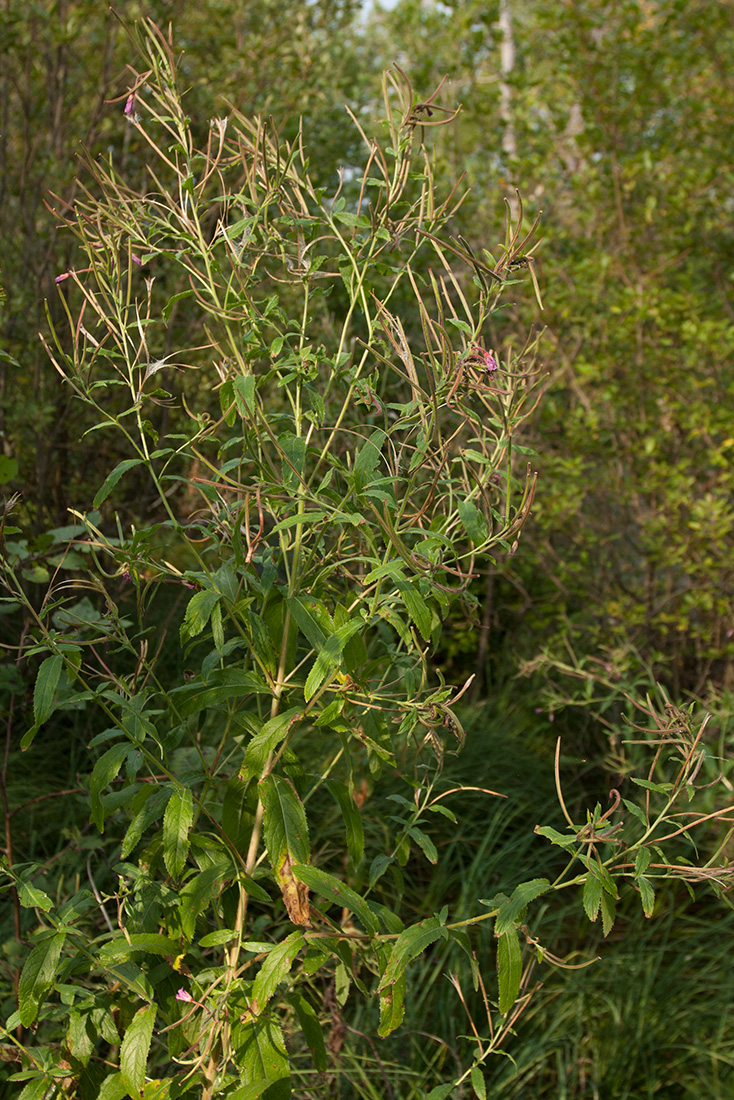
[1,19,732,1100]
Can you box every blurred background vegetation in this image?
[3,1,734,1095]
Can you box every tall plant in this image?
[2,18,731,1100]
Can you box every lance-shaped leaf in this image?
[251,931,305,1013]
[18,932,66,1026]
[33,654,64,727]
[377,916,448,1036]
[304,619,364,701]
[292,993,327,1073]
[497,925,522,1015]
[291,865,378,935]
[234,1015,291,1099]
[163,786,194,879]
[261,775,311,926]
[90,742,131,831]
[93,458,143,509]
[120,1003,157,1097]
[325,779,364,867]
[494,878,550,935]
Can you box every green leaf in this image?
[600,891,616,937]
[234,374,256,416]
[395,581,432,641]
[457,500,489,544]
[304,619,364,700]
[67,1009,93,1064]
[471,1065,487,1099]
[378,916,448,1035]
[90,742,131,831]
[495,878,551,935]
[638,875,656,918]
[630,778,673,794]
[229,1082,279,1100]
[96,1073,129,1100]
[583,869,602,922]
[261,775,311,926]
[291,864,378,935]
[163,786,193,879]
[120,1003,157,1097]
[93,458,143,508]
[325,779,364,867]
[18,932,66,1026]
[180,589,223,641]
[426,1087,455,1100]
[235,1016,291,1099]
[245,708,303,768]
[99,934,180,962]
[33,654,63,727]
[122,787,172,858]
[17,881,53,912]
[286,596,331,651]
[292,993,327,1072]
[252,931,305,1011]
[497,925,522,1015]
[407,826,438,864]
[622,798,648,825]
[17,1079,53,1100]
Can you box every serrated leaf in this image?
[292,864,378,935]
[495,878,551,935]
[304,619,364,701]
[497,925,522,1015]
[426,1087,455,1100]
[407,826,438,863]
[67,1009,93,1065]
[457,499,489,544]
[622,798,648,825]
[120,1003,157,1097]
[395,581,432,641]
[377,916,448,1035]
[33,654,63,726]
[163,786,193,879]
[583,869,602,922]
[18,932,66,1026]
[252,931,305,1012]
[638,875,655,918]
[122,787,172,859]
[99,934,180,962]
[17,881,53,912]
[96,1073,129,1100]
[261,775,311,926]
[180,589,223,642]
[93,458,143,508]
[17,1078,52,1100]
[630,777,673,794]
[600,891,616,937]
[471,1065,487,1099]
[235,1016,291,1098]
[534,824,577,850]
[635,847,651,875]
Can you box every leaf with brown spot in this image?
[261,774,312,927]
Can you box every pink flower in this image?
[131,255,142,266]
[124,94,135,117]
[55,272,71,284]
[469,346,499,373]
[176,988,193,1002]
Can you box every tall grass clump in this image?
[1,18,733,1100]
